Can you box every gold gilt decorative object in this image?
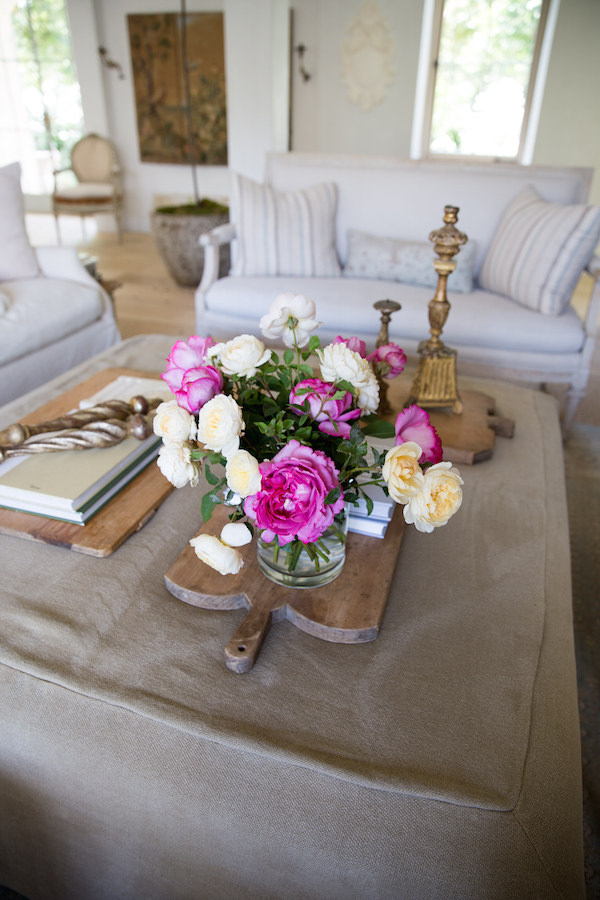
[373,298,401,415]
[0,396,162,461]
[408,205,468,414]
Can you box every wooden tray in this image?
[0,368,173,557]
[165,503,406,673]
[386,382,514,464]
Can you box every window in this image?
[423,0,550,160]
[0,0,83,195]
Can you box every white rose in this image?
[153,400,196,443]
[220,522,252,547]
[157,442,200,488]
[225,450,262,498]
[206,341,225,361]
[382,442,424,504]
[217,334,272,378]
[190,534,244,575]
[196,394,244,457]
[317,343,379,413]
[404,462,464,533]
[259,292,321,348]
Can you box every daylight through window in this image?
[426,0,549,160]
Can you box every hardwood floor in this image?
[25,215,600,426]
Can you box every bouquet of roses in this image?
[154,292,463,577]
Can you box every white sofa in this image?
[195,152,600,429]
[0,246,120,406]
[0,161,120,406]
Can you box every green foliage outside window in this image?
[430,0,544,158]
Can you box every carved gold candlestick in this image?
[408,205,467,414]
[373,298,401,415]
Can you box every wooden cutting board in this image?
[0,368,174,557]
[385,382,515,464]
[165,503,406,673]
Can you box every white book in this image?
[349,481,394,521]
[0,376,171,522]
[347,513,389,539]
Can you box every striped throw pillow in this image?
[479,185,600,316]
[230,172,341,277]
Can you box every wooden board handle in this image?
[224,604,272,674]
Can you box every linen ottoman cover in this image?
[0,336,584,899]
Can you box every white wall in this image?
[69,0,600,232]
[76,0,289,231]
[290,0,422,157]
[532,0,600,205]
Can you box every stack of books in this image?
[347,481,395,539]
[0,375,171,525]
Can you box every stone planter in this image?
[151,205,230,287]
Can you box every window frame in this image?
[420,0,551,164]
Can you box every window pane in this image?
[430,0,543,158]
[0,0,83,193]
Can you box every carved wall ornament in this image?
[340,0,396,111]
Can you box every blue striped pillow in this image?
[479,186,600,315]
[230,172,340,277]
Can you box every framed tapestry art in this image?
[128,12,227,165]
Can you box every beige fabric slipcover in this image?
[0,336,584,899]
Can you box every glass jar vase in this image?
[256,507,348,589]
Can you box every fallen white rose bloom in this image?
[403,462,464,532]
[220,522,252,547]
[190,534,244,575]
[197,393,243,457]
[153,400,196,443]
[157,442,200,489]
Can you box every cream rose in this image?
[317,342,379,413]
[189,534,244,575]
[404,462,463,533]
[220,522,252,547]
[259,292,321,348]
[382,441,424,504]
[196,394,243,457]
[157,442,200,488]
[153,400,196,444]
[216,334,271,378]
[225,449,262,498]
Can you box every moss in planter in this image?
[154,199,229,216]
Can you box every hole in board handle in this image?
[238,645,246,653]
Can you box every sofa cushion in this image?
[343,229,477,292]
[204,275,585,356]
[0,277,105,365]
[479,185,600,316]
[0,162,41,282]
[230,172,341,278]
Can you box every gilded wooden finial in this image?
[407,205,468,414]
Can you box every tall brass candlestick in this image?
[373,298,401,416]
[407,206,467,414]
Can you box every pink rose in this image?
[243,439,344,545]
[289,378,361,438]
[367,343,407,378]
[394,405,443,464]
[162,364,224,414]
[333,335,368,358]
[162,335,222,413]
[165,335,215,371]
